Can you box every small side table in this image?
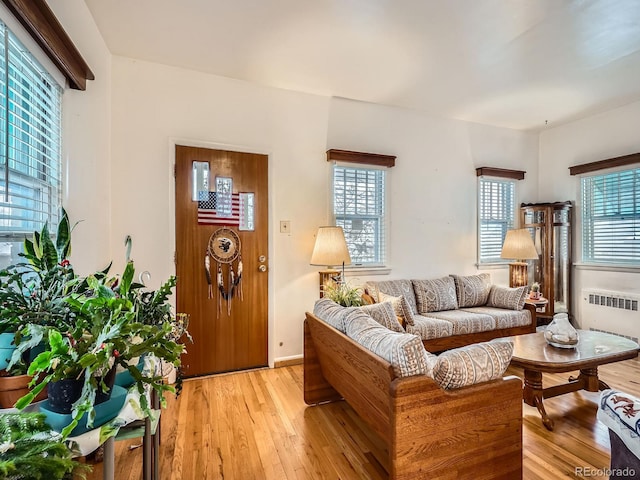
[525,297,549,326]
[525,297,548,312]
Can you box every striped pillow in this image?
[378,291,416,327]
[359,301,404,333]
[486,285,529,310]
[432,339,514,389]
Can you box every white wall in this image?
[48,0,112,275]
[110,57,330,364]
[328,98,540,285]
[108,59,540,363]
[539,100,640,338]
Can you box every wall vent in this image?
[589,328,638,344]
[586,292,639,312]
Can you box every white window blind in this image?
[0,20,62,238]
[581,168,640,264]
[333,165,386,267]
[478,177,515,264]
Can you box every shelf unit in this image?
[520,201,573,322]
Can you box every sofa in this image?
[597,389,640,479]
[304,299,523,480]
[364,273,536,352]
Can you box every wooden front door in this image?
[175,145,268,376]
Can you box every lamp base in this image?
[318,269,341,298]
[509,262,529,288]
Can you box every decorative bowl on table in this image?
[544,312,579,348]
[39,384,127,436]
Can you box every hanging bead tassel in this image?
[217,263,223,314]
[237,255,243,300]
[205,255,213,299]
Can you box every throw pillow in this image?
[451,273,491,308]
[364,280,418,314]
[486,285,529,310]
[358,301,404,333]
[432,339,514,390]
[378,291,416,326]
[412,276,458,313]
[313,298,352,333]
[345,311,430,378]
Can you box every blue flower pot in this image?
[39,385,128,436]
[0,333,17,370]
[0,332,16,349]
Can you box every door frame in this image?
[168,137,274,368]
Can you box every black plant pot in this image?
[47,378,83,414]
[47,366,117,414]
[95,365,117,405]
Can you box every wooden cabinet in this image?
[520,202,572,322]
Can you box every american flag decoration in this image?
[197,192,241,226]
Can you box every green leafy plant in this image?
[0,208,78,336]
[0,412,89,479]
[324,282,364,307]
[0,210,191,439]
[16,261,186,438]
[531,282,540,292]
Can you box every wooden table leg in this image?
[523,369,554,431]
[569,367,609,392]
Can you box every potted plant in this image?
[530,282,541,300]
[0,209,189,438]
[15,260,187,438]
[0,209,78,408]
[0,412,88,478]
[323,281,364,307]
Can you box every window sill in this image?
[344,267,391,277]
[475,263,509,270]
[574,263,640,274]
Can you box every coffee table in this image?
[510,330,639,430]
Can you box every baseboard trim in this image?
[274,355,303,368]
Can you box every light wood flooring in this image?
[85,357,640,480]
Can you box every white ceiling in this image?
[84,0,640,131]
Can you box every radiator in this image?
[580,289,640,343]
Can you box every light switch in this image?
[280,220,291,233]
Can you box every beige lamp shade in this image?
[501,228,538,288]
[310,226,351,268]
[500,229,538,260]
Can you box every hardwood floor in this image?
[85,357,640,479]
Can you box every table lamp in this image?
[310,226,351,298]
[500,228,539,288]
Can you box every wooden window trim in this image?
[327,149,395,168]
[568,152,640,176]
[475,167,525,180]
[1,0,94,90]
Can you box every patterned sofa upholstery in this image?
[304,301,524,479]
[598,389,640,479]
[364,273,536,352]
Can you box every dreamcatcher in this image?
[205,227,243,315]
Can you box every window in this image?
[0,21,62,238]
[478,177,516,264]
[581,167,640,265]
[333,164,386,267]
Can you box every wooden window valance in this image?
[1,0,94,90]
[568,152,640,176]
[326,149,395,168]
[475,167,525,180]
